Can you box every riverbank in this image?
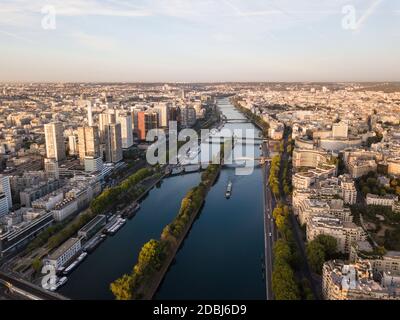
[229,97,270,133]
[143,166,221,299]
[110,164,221,300]
[23,167,164,282]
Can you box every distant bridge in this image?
[202,136,264,146]
[224,119,251,123]
[169,156,272,175]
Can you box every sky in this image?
[0,0,399,82]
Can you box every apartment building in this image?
[307,215,365,253]
[322,260,400,300]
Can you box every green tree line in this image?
[110,163,221,300]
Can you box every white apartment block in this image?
[340,179,357,205]
[116,112,133,149]
[52,197,78,222]
[44,237,81,270]
[307,215,365,253]
[44,122,66,161]
[366,193,398,207]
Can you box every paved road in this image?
[278,128,320,299]
[262,140,277,300]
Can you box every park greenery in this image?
[366,131,383,147]
[282,136,293,196]
[271,204,302,300]
[270,129,293,198]
[306,235,338,274]
[31,257,43,274]
[269,155,281,197]
[91,168,153,215]
[110,162,221,300]
[357,171,400,197]
[350,203,400,251]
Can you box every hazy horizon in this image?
[1,0,400,82]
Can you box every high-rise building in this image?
[87,101,93,127]
[137,111,159,141]
[99,110,116,142]
[78,126,100,161]
[0,174,12,210]
[130,108,140,133]
[44,122,66,161]
[68,135,78,156]
[105,123,123,163]
[180,106,197,128]
[153,103,169,127]
[0,193,9,217]
[169,106,179,123]
[116,112,133,149]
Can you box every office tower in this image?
[332,121,349,139]
[169,106,179,123]
[68,135,78,156]
[87,101,93,127]
[116,112,133,149]
[78,126,100,161]
[180,106,197,128]
[44,122,66,161]
[137,111,159,141]
[44,158,59,179]
[0,174,12,210]
[105,123,123,163]
[153,103,169,128]
[0,193,9,217]
[130,107,146,134]
[99,110,116,142]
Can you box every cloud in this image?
[212,33,235,42]
[0,0,151,29]
[70,31,118,51]
[0,29,33,42]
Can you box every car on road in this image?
[269,232,272,237]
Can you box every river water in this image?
[59,97,266,300]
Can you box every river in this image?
[59,97,266,300]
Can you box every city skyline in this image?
[1,0,400,82]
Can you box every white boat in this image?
[50,276,68,291]
[57,276,68,287]
[56,266,65,274]
[225,181,233,198]
[77,252,88,262]
[63,260,79,275]
[108,218,126,235]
